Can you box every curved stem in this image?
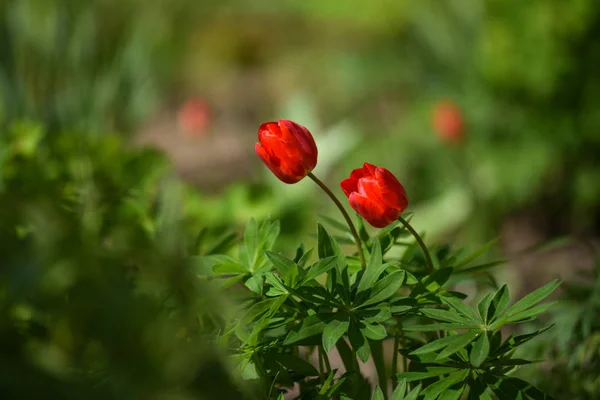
[308,172,366,269]
[398,216,434,273]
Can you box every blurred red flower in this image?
[341,163,408,228]
[178,97,211,137]
[432,100,464,143]
[255,119,318,184]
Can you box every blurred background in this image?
[1,0,599,398]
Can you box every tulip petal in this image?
[340,178,358,198]
[349,193,399,228]
[375,167,408,211]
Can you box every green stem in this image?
[400,321,408,376]
[398,216,434,273]
[308,172,366,269]
[392,319,400,389]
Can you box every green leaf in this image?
[438,386,465,400]
[490,301,556,329]
[488,285,510,322]
[396,367,458,382]
[483,374,555,400]
[436,331,481,360]
[421,370,467,400]
[265,251,297,277]
[454,238,499,269]
[410,331,478,356]
[477,293,494,323]
[348,320,371,362]
[274,353,319,376]
[470,332,490,367]
[423,267,454,292]
[419,308,473,324]
[441,296,481,323]
[361,322,387,340]
[502,280,561,318]
[357,239,385,293]
[322,319,350,352]
[242,218,259,266]
[456,260,505,275]
[404,323,480,332]
[320,214,351,233]
[317,223,341,259]
[390,380,407,400]
[493,325,554,356]
[244,273,263,294]
[212,262,247,275]
[284,314,327,345]
[404,384,422,400]
[359,270,406,307]
[373,386,385,400]
[303,256,338,283]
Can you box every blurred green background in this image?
[1,0,600,398]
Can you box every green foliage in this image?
[0,120,250,399]
[209,211,559,399]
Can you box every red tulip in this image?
[432,100,464,143]
[341,163,408,228]
[255,119,318,184]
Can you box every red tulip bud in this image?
[341,163,409,228]
[432,100,464,144]
[255,119,318,184]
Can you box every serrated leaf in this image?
[502,280,561,318]
[323,319,350,352]
[470,332,490,367]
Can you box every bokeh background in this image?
[1,0,599,398]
